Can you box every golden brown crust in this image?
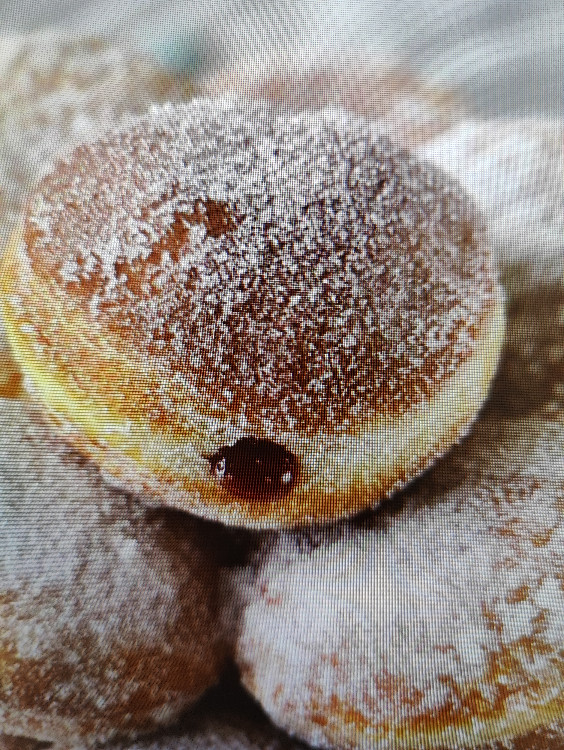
[0,331,22,398]
[22,99,494,431]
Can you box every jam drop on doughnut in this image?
[208,438,298,496]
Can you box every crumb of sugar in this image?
[27,97,496,434]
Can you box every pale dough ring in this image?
[1,97,504,529]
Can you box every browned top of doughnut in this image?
[24,98,496,436]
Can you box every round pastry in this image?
[1,98,504,529]
[199,56,464,146]
[3,100,503,527]
[415,119,564,294]
[230,281,564,749]
[0,30,193,399]
[0,397,225,747]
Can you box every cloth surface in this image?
[0,0,561,116]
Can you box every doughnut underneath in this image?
[0,30,194,400]
[0,398,225,747]
[0,684,311,750]
[230,281,564,749]
[0,98,504,529]
[0,29,193,238]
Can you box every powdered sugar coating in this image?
[26,98,496,436]
[0,30,192,401]
[231,281,564,749]
[0,398,224,747]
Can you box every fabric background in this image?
[0,0,561,117]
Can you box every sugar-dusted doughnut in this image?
[1,98,504,529]
[230,280,564,749]
[0,30,193,400]
[0,397,225,747]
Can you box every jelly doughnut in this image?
[230,281,564,749]
[1,98,504,528]
[0,397,225,747]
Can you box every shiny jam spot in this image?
[208,437,298,497]
[214,456,226,479]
